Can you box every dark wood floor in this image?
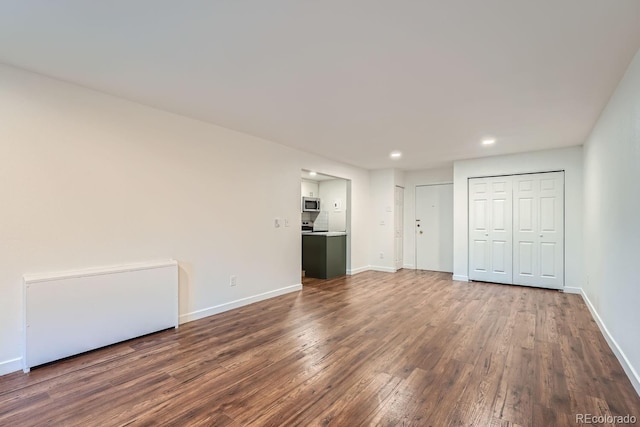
[1,270,638,426]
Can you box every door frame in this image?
[394,186,404,271]
[300,170,352,275]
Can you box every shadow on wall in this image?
[178,262,192,321]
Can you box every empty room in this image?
[1,1,639,426]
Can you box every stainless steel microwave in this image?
[302,197,321,212]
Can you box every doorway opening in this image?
[300,170,352,280]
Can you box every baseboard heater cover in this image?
[23,259,179,372]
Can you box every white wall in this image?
[394,169,405,188]
[0,63,372,375]
[582,48,640,394]
[301,179,319,198]
[403,167,454,269]
[452,146,584,287]
[369,169,397,272]
[318,179,347,232]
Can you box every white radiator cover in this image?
[23,259,179,372]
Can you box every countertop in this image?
[301,231,347,237]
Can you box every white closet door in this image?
[468,177,513,284]
[513,172,564,289]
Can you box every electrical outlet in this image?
[230,275,237,287]
[284,218,290,227]
[379,252,384,259]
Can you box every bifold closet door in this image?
[468,177,513,284]
[469,172,565,289]
[513,172,564,289]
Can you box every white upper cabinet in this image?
[301,179,319,198]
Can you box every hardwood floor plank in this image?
[367,367,435,426]
[443,343,508,426]
[232,347,355,426]
[533,341,571,414]
[0,270,638,426]
[492,346,535,425]
[317,372,402,425]
[411,359,475,426]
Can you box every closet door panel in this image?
[536,172,564,287]
[468,176,512,284]
[513,172,564,289]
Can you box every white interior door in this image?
[416,184,453,272]
[395,186,404,270]
[513,172,564,289]
[468,177,513,284]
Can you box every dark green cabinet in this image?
[302,234,346,279]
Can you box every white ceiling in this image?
[301,170,339,182]
[1,1,639,170]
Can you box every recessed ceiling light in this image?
[390,151,402,159]
[309,171,317,176]
[482,138,496,146]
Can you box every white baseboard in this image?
[347,266,370,275]
[403,263,415,269]
[580,289,640,397]
[562,286,582,294]
[348,266,401,274]
[369,266,397,273]
[452,275,469,282]
[0,357,22,376]
[179,284,302,324]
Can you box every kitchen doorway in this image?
[300,170,352,278]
